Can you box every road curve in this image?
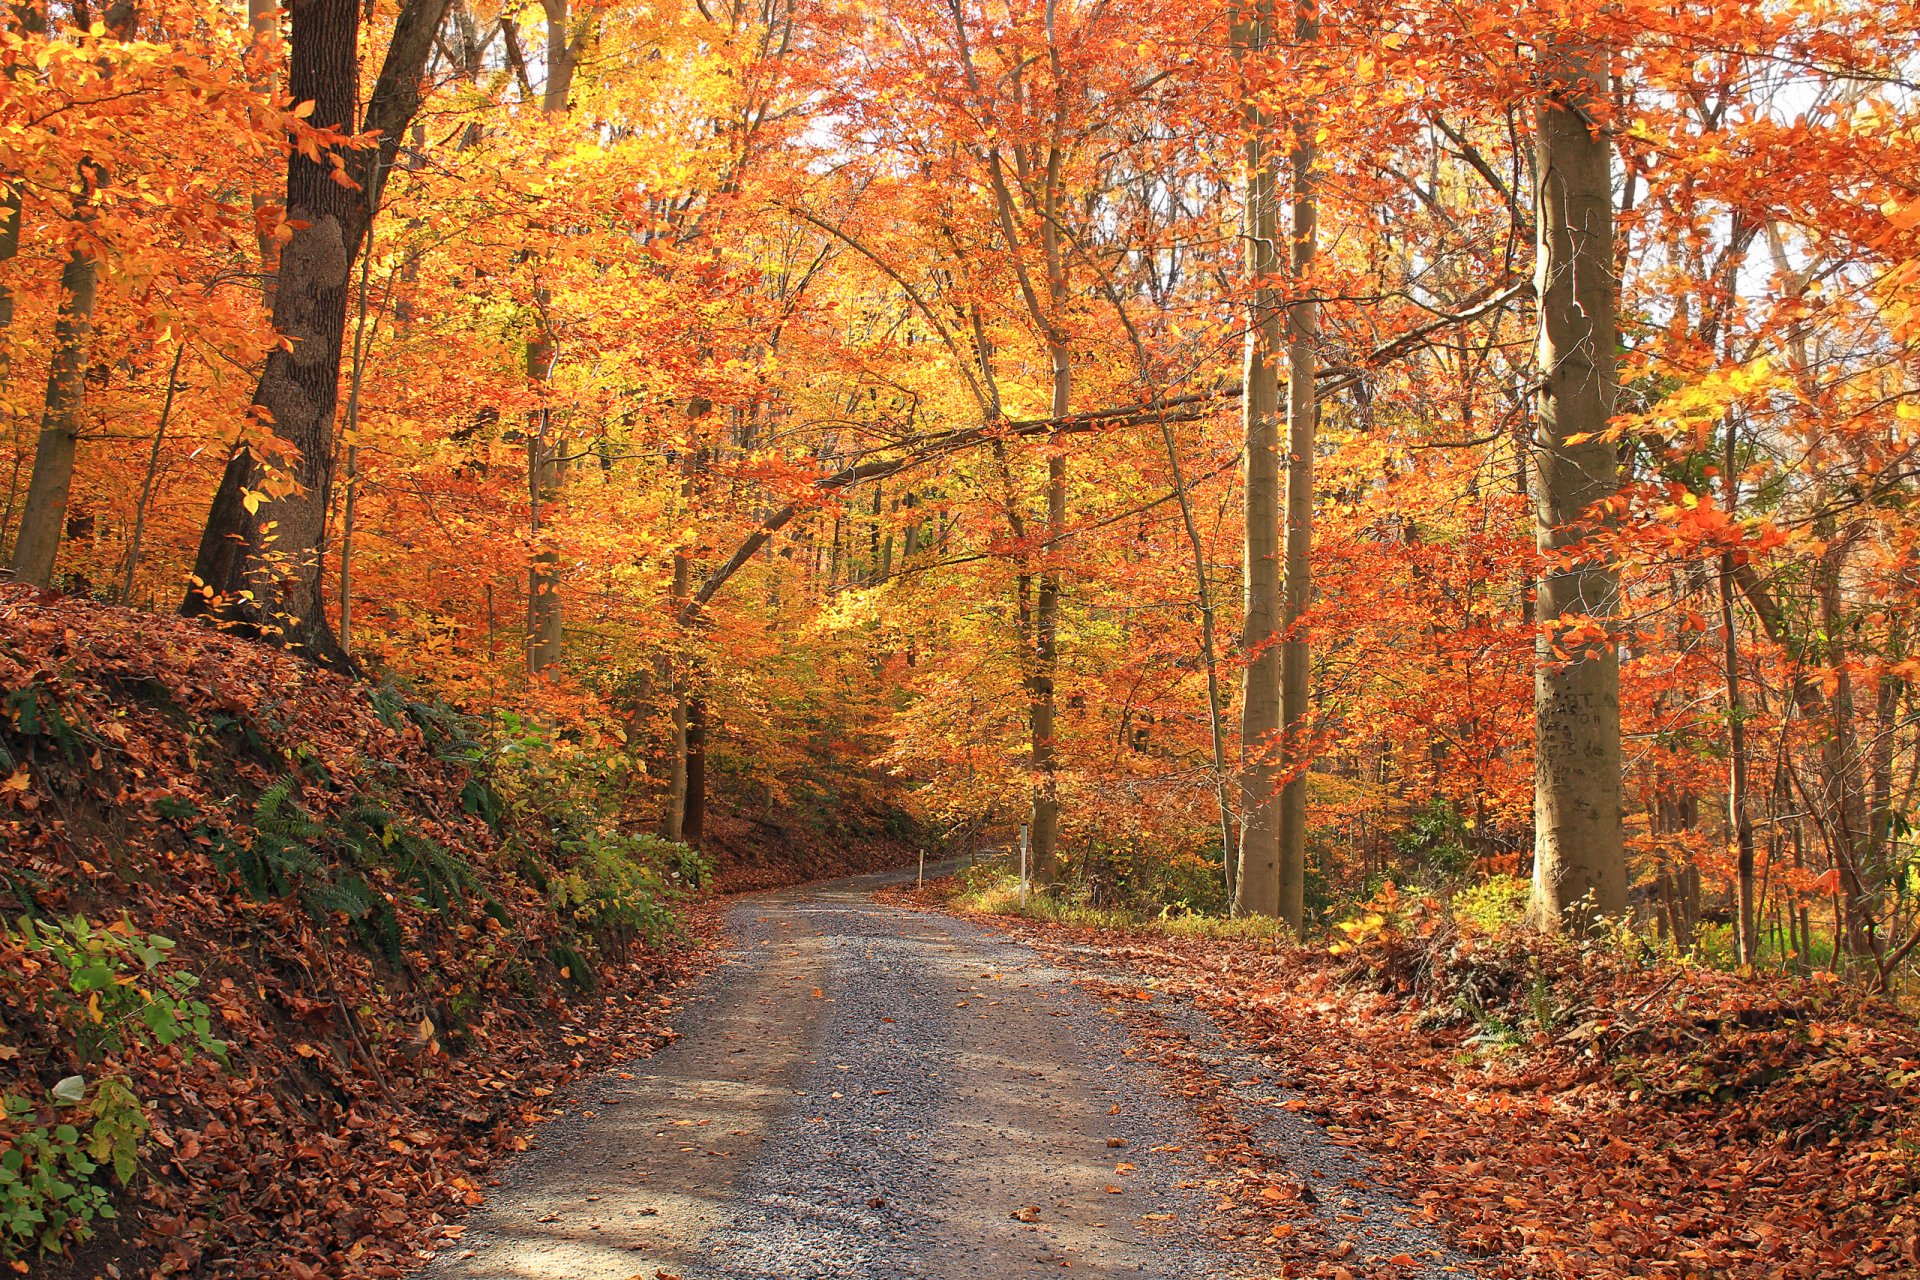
[417,870,1246,1280]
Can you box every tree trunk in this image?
[658,549,691,841]
[249,0,280,311]
[0,179,22,559]
[9,246,100,587]
[119,342,184,600]
[523,0,584,673]
[1525,34,1626,932]
[8,0,133,586]
[683,693,707,848]
[1272,0,1318,933]
[1720,413,1757,966]
[1233,0,1285,918]
[182,0,450,665]
[337,152,391,654]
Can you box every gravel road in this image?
[418,870,1461,1280]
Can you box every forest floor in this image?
[413,867,1466,1280]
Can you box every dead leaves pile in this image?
[991,910,1920,1278]
[0,588,717,1277]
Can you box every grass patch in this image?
[948,871,1294,940]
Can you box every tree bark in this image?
[1273,0,1318,933]
[1720,416,1757,965]
[249,0,281,311]
[683,693,707,847]
[8,0,133,586]
[0,180,22,559]
[120,342,185,600]
[8,245,99,587]
[658,549,691,842]
[1525,34,1626,932]
[182,0,451,666]
[524,0,586,673]
[1233,0,1285,919]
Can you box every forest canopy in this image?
[0,0,1917,970]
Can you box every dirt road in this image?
[418,873,1452,1279]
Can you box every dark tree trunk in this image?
[182,0,449,666]
[682,694,707,847]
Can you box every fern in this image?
[225,775,323,899]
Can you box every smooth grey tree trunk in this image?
[1526,36,1626,931]
[1273,0,1318,933]
[1233,0,1284,919]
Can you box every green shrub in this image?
[14,916,226,1067]
[550,831,705,951]
[1394,798,1474,878]
[1453,874,1531,935]
[0,1076,144,1257]
[2,918,227,1259]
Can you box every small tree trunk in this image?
[119,342,185,600]
[248,0,280,311]
[9,246,100,587]
[336,154,390,654]
[0,179,23,559]
[1721,414,1757,966]
[658,550,691,841]
[524,0,583,673]
[683,693,707,848]
[1526,33,1626,933]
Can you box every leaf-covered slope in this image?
[0,586,707,1278]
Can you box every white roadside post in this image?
[1019,824,1031,906]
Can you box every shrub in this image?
[2,918,227,1259]
[550,831,706,952]
[1453,874,1531,934]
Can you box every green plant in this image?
[1394,798,1474,878]
[213,773,324,901]
[550,831,704,950]
[1453,874,1531,935]
[337,801,478,911]
[0,1075,146,1257]
[15,916,227,1066]
[2,919,227,1259]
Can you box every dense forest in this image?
[2,0,1919,1274]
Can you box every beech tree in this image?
[1525,31,1626,931]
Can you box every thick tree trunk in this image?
[1273,0,1318,933]
[1233,0,1285,918]
[1526,35,1626,932]
[182,0,450,665]
[8,247,99,587]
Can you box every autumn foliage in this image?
[1,0,1920,1271]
